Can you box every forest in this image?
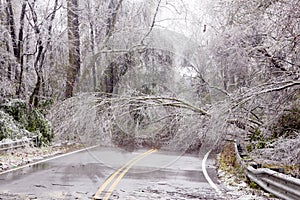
[0,0,299,166]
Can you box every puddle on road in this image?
[0,162,50,181]
[31,162,49,172]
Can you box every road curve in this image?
[0,146,224,199]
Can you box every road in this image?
[0,146,224,199]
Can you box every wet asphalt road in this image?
[0,147,223,199]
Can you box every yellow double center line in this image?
[93,149,157,200]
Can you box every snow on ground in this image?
[218,168,279,200]
[0,142,82,172]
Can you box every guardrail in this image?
[0,136,38,152]
[234,142,300,200]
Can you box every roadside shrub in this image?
[0,110,30,140]
[0,99,27,125]
[27,110,54,146]
[0,99,53,145]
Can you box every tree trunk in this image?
[5,0,19,85]
[0,1,12,80]
[5,0,18,59]
[16,1,27,97]
[65,0,81,98]
[28,40,44,107]
[101,53,131,94]
[106,0,116,36]
[29,73,41,107]
[90,21,96,92]
[99,0,124,94]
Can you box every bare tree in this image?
[28,0,59,107]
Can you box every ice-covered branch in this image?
[140,0,162,45]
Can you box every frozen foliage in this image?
[47,93,114,147]
[0,79,15,98]
[210,0,300,93]
[0,100,30,140]
[250,134,300,166]
[0,99,28,125]
[48,92,212,152]
[205,0,300,169]
[0,99,53,144]
[0,110,30,140]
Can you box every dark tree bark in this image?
[65,0,81,98]
[100,0,125,94]
[90,21,97,92]
[101,53,131,94]
[28,0,44,107]
[86,0,96,92]
[16,1,27,96]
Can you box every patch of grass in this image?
[219,142,245,179]
[249,180,258,189]
[255,141,266,149]
[246,144,253,153]
[219,143,237,170]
